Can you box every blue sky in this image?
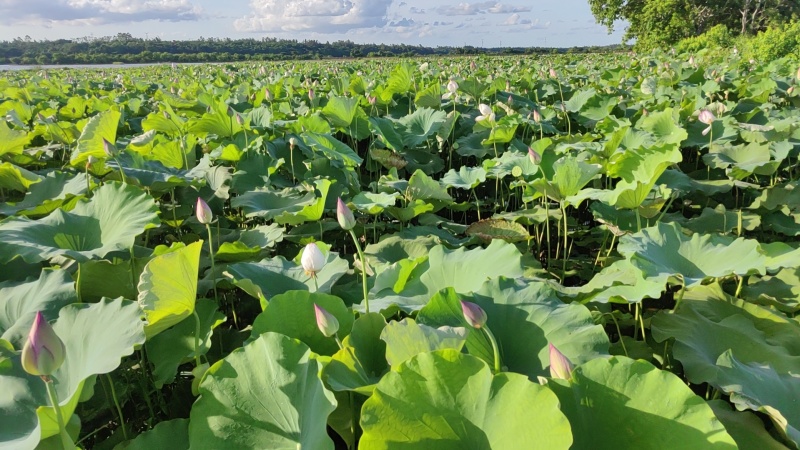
[0,0,626,47]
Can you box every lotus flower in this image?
[308,88,315,101]
[196,197,213,224]
[460,300,487,329]
[532,109,542,123]
[367,94,377,105]
[548,343,574,380]
[301,243,326,276]
[102,138,116,158]
[442,79,458,99]
[475,104,495,123]
[528,147,541,165]
[336,197,356,230]
[549,68,557,78]
[264,88,273,102]
[314,304,339,337]
[21,312,66,377]
[698,109,715,136]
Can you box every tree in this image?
[589,0,800,49]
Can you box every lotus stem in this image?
[112,156,127,184]
[44,376,75,450]
[348,229,370,314]
[483,326,501,374]
[105,374,128,440]
[193,310,202,368]
[205,225,218,304]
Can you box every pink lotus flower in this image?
[21,312,66,376]
[336,197,356,230]
[698,109,716,136]
[548,343,574,380]
[196,197,213,224]
[476,104,495,123]
[314,304,339,337]
[460,300,487,329]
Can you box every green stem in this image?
[561,202,569,279]
[112,156,127,184]
[193,310,202,368]
[312,274,319,292]
[105,374,128,440]
[483,326,501,374]
[205,224,218,304]
[348,229,370,314]
[75,264,82,303]
[290,147,296,183]
[44,377,74,450]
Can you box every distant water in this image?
[0,63,175,71]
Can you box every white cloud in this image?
[235,0,393,33]
[436,1,529,16]
[503,13,530,25]
[0,0,201,25]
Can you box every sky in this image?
[0,0,627,48]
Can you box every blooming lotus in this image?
[475,104,495,123]
[698,109,715,136]
[301,243,326,276]
[21,312,66,377]
[442,79,458,100]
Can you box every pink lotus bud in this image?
[308,89,315,101]
[532,109,541,123]
[460,300,487,329]
[102,138,116,157]
[789,86,795,95]
[301,243,326,276]
[688,55,695,65]
[698,109,715,125]
[549,68,557,78]
[447,79,458,94]
[265,88,273,102]
[336,197,356,230]
[196,197,213,224]
[314,304,339,337]
[548,343,574,379]
[21,312,66,376]
[528,147,541,164]
[368,95,377,105]
[507,95,513,106]
[470,60,477,70]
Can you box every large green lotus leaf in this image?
[116,419,189,450]
[556,258,665,304]
[708,400,789,450]
[146,298,226,388]
[188,332,337,450]
[368,240,525,312]
[602,142,682,209]
[322,96,361,129]
[0,298,146,449]
[231,179,331,225]
[440,166,487,190]
[406,169,452,203]
[657,169,733,197]
[636,108,688,145]
[618,222,766,287]
[351,191,399,215]
[359,349,572,450]
[396,107,446,148]
[548,356,736,450]
[670,204,762,234]
[322,312,388,394]
[380,318,467,367]
[760,242,800,272]
[137,241,202,339]
[248,291,354,356]
[368,117,405,152]
[227,251,349,304]
[69,110,121,166]
[651,283,800,386]
[749,180,800,212]
[465,219,531,243]
[0,121,30,157]
[78,256,149,302]
[0,269,77,347]
[742,267,800,313]
[187,100,242,138]
[302,132,363,167]
[0,172,87,218]
[0,182,160,264]
[0,162,40,193]
[532,156,601,202]
[419,280,608,378]
[703,141,787,180]
[715,351,800,446]
[107,153,196,192]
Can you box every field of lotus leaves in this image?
[1,51,799,449]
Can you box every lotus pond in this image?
[1,52,799,449]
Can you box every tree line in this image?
[0,35,619,65]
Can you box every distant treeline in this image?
[0,34,623,65]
